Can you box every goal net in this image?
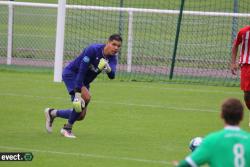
[0,0,249,86]
[64,0,250,86]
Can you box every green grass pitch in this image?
[0,66,249,167]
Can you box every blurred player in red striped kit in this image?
[231,25,250,126]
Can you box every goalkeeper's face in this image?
[106,40,122,55]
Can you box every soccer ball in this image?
[189,137,203,152]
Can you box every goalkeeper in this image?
[44,34,122,138]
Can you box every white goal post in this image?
[1,0,250,82]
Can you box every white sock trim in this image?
[51,109,57,117]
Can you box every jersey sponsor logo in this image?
[83,56,90,63]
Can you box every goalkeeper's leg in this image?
[55,71,79,121]
[44,108,57,133]
[68,86,91,124]
[47,109,87,121]
[61,87,91,138]
[77,108,87,121]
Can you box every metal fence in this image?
[0,0,249,86]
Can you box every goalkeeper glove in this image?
[103,63,111,73]
[98,58,108,71]
[72,92,85,113]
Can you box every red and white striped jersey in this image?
[234,26,250,64]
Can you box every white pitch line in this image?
[0,146,171,165]
[96,82,241,95]
[95,100,217,112]
[0,92,217,112]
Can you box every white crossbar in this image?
[0,1,250,17]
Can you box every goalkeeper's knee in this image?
[77,109,87,121]
[81,87,91,104]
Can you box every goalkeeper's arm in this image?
[106,68,115,79]
[97,58,115,79]
[98,58,108,71]
[105,59,117,79]
[103,62,116,79]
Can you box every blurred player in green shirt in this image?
[175,98,250,167]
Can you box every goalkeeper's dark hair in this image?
[108,34,122,42]
[221,98,244,125]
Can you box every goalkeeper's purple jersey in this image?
[63,44,117,89]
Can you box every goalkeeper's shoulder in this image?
[87,43,105,52]
[82,43,102,55]
[108,55,117,64]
